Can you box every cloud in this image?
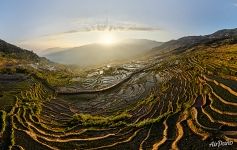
[42,19,161,37]
[127,26,160,31]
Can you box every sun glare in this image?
[99,32,117,45]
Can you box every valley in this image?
[0,29,237,149]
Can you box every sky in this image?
[0,0,237,53]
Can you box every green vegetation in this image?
[0,110,7,134]
[135,111,171,127]
[69,112,131,127]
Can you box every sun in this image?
[99,32,117,45]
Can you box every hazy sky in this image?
[1,0,237,52]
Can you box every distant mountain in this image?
[208,28,237,39]
[151,28,237,54]
[39,47,66,56]
[45,39,162,66]
[2,28,236,67]
[0,39,40,62]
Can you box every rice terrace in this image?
[1,0,237,150]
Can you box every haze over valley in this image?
[44,39,162,66]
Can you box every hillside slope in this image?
[0,39,40,61]
[151,28,237,54]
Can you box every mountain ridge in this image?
[151,28,237,54]
[1,28,237,66]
